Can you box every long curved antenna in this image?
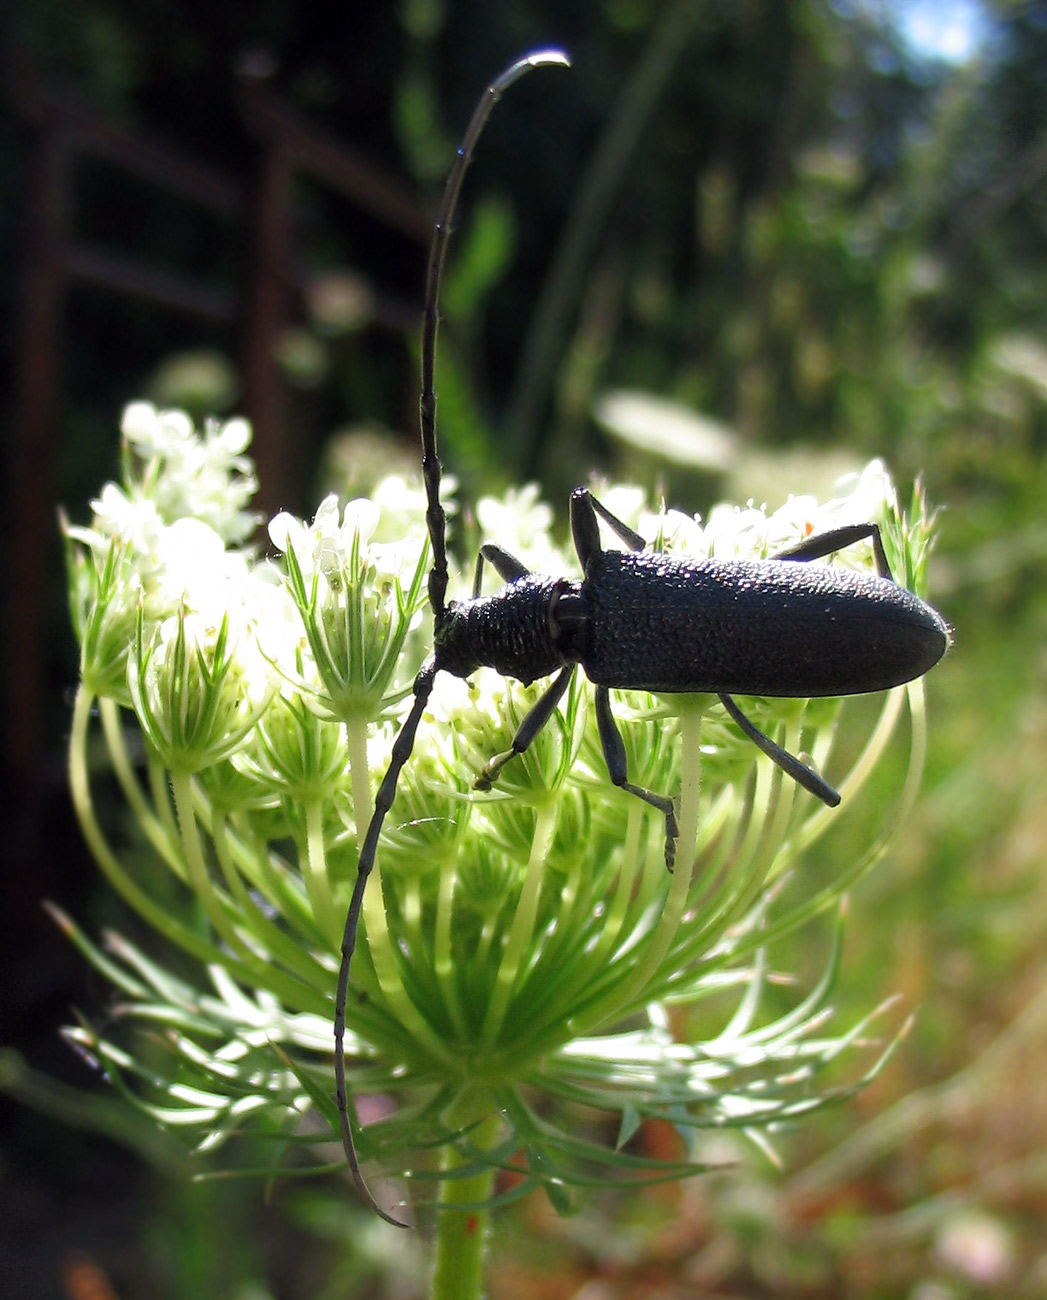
[334,48,570,1225]
[420,48,570,619]
[334,661,439,1226]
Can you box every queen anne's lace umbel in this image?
[61,402,939,1216]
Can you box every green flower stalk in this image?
[62,403,940,1290]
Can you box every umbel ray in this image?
[334,49,950,1223]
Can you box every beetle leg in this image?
[475,664,575,790]
[772,522,892,580]
[594,685,678,870]
[570,489,602,567]
[718,693,840,807]
[473,543,531,597]
[586,492,646,551]
[570,488,646,567]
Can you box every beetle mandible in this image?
[334,49,950,1223]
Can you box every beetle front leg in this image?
[594,685,678,870]
[474,665,575,790]
[570,488,646,568]
[473,543,531,597]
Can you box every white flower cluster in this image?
[62,402,935,1217]
[607,458,898,565]
[120,401,258,544]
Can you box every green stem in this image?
[430,1106,501,1300]
[572,702,703,1035]
[67,684,329,1016]
[303,796,340,949]
[620,702,703,993]
[586,801,644,968]
[480,801,556,1045]
[345,715,394,975]
[98,697,182,875]
[169,766,253,960]
[434,851,468,1040]
[211,814,329,990]
[169,766,333,1012]
[788,687,906,859]
[689,683,927,972]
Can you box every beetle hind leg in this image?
[719,693,840,807]
[772,522,892,580]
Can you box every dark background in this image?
[2,2,1046,1296]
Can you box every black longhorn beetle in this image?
[334,49,950,1223]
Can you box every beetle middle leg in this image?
[568,494,680,866]
[595,685,679,870]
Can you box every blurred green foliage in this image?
[5,0,1047,1297]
